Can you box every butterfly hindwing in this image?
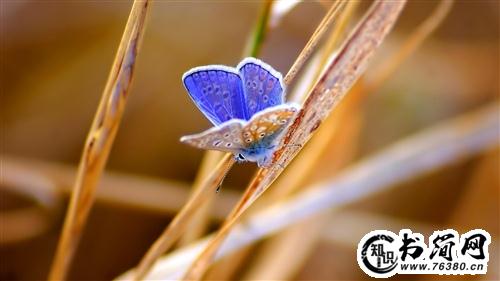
[183,67,247,125]
[180,119,245,153]
[241,104,299,145]
[238,58,285,118]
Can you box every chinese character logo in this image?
[399,229,426,262]
[357,230,399,278]
[428,229,459,262]
[357,228,491,278]
[460,230,489,260]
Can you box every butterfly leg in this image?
[257,154,275,168]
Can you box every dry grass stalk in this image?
[182,1,407,280]
[283,0,345,87]
[252,0,457,270]
[132,2,343,279]
[133,153,235,280]
[244,2,455,275]
[274,0,456,200]
[271,0,454,198]
[243,4,364,274]
[243,95,364,279]
[262,0,361,203]
[177,151,223,246]
[366,0,454,93]
[311,0,361,85]
[288,0,356,103]
[116,103,499,280]
[47,1,151,280]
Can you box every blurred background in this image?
[1,1,498,280]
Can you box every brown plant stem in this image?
[47,1,150,280]
[242,2,454,275]
[283,0,345,87]
[132,154,235,281]
[366,0,454,93]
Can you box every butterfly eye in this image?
[237,154,245,160]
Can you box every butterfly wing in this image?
[241,104,299,145]
[183,66,247,125]
[237,57,285,118]
[180,119,246,153]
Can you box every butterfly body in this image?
[237,133,280,167]
[180,58,299,167]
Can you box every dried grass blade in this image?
[133,154,235,280]
[283,0,345,87]
[366,0,454,92]
[243,3,365,272]
[182,1,407,280]
[243,0,453,272]
[47,1,151,280]
[276,0,453,201]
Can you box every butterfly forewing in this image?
[183,67,247,125]
[241,104,299,144]
[238,58,285,118]
[180,119,245,153]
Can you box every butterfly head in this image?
[234,148,273,167]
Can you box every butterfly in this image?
[180,57,300,167]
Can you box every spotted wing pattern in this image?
[183,67,247,125]
[180,119,245,153]
[241,104,299,145]
[238,58,285,118]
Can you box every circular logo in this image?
[357,230,399,278]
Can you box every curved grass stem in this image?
[47,1,150,280]
[366,0,454,93]
[133,154,235,281]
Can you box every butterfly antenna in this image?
[216,157,234,193]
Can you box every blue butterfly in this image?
[180,57,300,167]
